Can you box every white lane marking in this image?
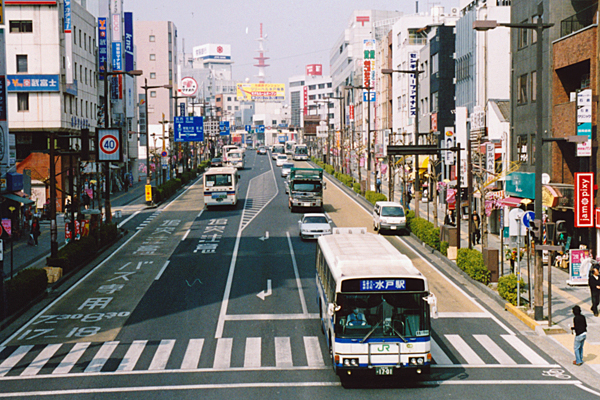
[287,231,308,315]
[117,340,147,372]
[84,341,119,373]
[256,279,272,300]
[213,338,233,369]
[473,334,516,365]
[224,313,319,321]
[154,261,170,280]
[197,210,204,218]
[2,230,142,347]
[182,229,191,241]
[117,210,141,229]
[430,338,453,365]
[244,337,261,368]
[437,312,490,318]
[181,339,204,370]
[501,335,549,365]
[52,342,90,375]
[575,383,600,397]
[275,337,293,368]
[148,339,175,371]
[445,334,485,365]
[303,336,324,367]
[20,343,62,376]
[0,345,33,377]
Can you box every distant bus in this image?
[271,144,285,160]
[316,229,436,381]
[222,145,239,163]
[226,149,245,169]
[203,167,239,207]
[285,140,297,155]
[292,144,308,161]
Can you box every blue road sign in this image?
[363,91,376,102]
[245,124,251,132]
[522,211,535,228]
[219,121,230,136]
[257,125,265,133]
[174,116,204,142]
[179,103,186,117]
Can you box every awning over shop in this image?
[419,156,430,171]
[497,196,527,207]
[2,193,35,205]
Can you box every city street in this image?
[0,151,599,399]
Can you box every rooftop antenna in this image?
[254,23,270,83]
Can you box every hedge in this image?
[406,212,440,251]
[456,248,491,285]
[5,268,48,314]
[440,241,449,256]
[498,274,526,306]
[365,191,387,205]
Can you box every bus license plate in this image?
[303,202,311,207]
[375,366,393,375]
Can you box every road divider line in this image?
[182,229,191,241]
[117,210,141,229]
[224,313,319,321]
[155,261,170,280]
[286,231,308,315]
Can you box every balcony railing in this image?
[561,3,598,37]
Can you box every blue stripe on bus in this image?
[335,361,431,368]
[334,336,430,344]
[204,191,236,195]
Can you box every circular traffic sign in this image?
[161,151,167,157]
[180,77,198,97]
[100,135,119,155]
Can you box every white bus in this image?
[222,145,239,163]
[226,149,245,169]
[203,167,239,207]
[292,143,308,161]
[316,228,436,381]
[271,143,285,160]
[285,140,297,155]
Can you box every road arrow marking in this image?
[257,279,272,300]
[259,231,270,241]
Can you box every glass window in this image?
[150,91,157,98]
[149,35,155,42]
[327,83,332,88]
[517,74,528,104]
[532,17,538,43]
[17,93,29,111]
[73,26,76,44]
[205,173,232,187]
[150,54,156,61]
[74,62,77,79]
[9,20,33,33]
[150,72,156,79]
[308,85,316,90]
[16,55,27,73]
[530,71,537,102]
[518,20,528,49]
[84,33,87,50]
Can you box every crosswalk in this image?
[0,333,550,378]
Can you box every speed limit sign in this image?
[98,128,121,161]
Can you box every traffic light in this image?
[530,219,543,244]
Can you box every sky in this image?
[126,0,459,85]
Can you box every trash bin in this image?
[483,248,499,282]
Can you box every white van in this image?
[372,201,406,234]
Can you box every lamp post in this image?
[140,78,172,204]
[344,85,374,192]
[101,63,142,222]
[474,4,553,321]
[382,67,425,218]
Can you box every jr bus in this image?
[285,140,297,155]
[292,143,309,161]
[203,167,239,207]
[271,143,285,160]
[316,228,436,380]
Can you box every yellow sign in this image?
[236,83,285,102]
[145,185,152,202]
[0,0,4,25]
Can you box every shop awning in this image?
[497,196,526,207]
[2,193,35,205]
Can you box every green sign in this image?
[504,172,535,200]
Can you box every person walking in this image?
[376,176,382,193]
[571,305,587,366]
[589,267,600,316]
[444,210,455,226]
[30,217,41,246]
[471,212,481,244]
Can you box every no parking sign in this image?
[98,128,122,161]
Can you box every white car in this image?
[373,201,406,234]
[276,154,288,167]
[298,213,332,239]
[281,162,294,177]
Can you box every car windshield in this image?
[205,174,232,187]
[291,182,322,192]
[278,155,287,159]
[334,293,429,340]
[283,163,294,169]
[304,216,328,224]
[382,206,404,217]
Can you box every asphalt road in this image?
[0,151,599,399]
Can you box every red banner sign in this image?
[575,172,594,227]
[596,208,600,229]
[349,105,354,122]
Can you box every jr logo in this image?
[377,344,390,352]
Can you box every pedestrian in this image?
[31,217,41,246]
[571,305,587,366]
[589,267,600,316]
[376,177,382,193]
[444,210,455,227]
[471,212,481,244]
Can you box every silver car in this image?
[281,162,294,177]
[298,213,332,239]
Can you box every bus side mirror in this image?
[327,303,340,316]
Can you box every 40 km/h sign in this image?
[98,128,121,161]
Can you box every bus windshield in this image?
[291,182,322,192]
[273,146,284,154]
[295,147,308,155]
[334,293,429,340]
[205,174,233,187]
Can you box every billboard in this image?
[193,44,231,61]
[575,172,594,227]
[6,75,59,92]
[64,0,73,84]
[124,12,134,72]
[98,18,108,79]
[577,89,592,157]
[306,64,322,76]
[236,83,285,102]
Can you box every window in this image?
[81,100,83,116]
[431,53,439,75]
[16,55,27,73]
[85,68,87,85]
[169,69,172,80]
[318,83,325,89]
[431,92,439,113]
[150,54,156,61]
[150,91,157,98]
[74,62,77,79]
[17,93,29,111]
[89,37,92,53]
[309,95,316,100]
[150,72,156,79]
[227,97,232,101]
[79,30,82,47]
[9,20,33,33]
[73,26,76,44]
[150,35,155,42]
[518,20,528,49]
[517,135,528,163]
[84,33,87,50]
[168,32,172,44]
[530,71,537,102]
[86,101,89,118]
[169,51,172,62]
[272,120,277,125]
[517,74,528,104]
[63,95,67,113]
[532,17,538,43]
[327,83,332,88]
[75,97,78,115]
[309,85,316,90]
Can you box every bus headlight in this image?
[409,357,424,365]
[343,358,359,367]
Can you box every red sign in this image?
[596,208,600,229]
[1,219,11,236]
[303,86,308,116]
[431,113,438,132]
[305,64,322,76]
[575,172,594,227]
[349,105,354,122]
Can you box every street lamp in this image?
[473,4,553,321]
[382,67,425,218]
[101,63,142,222]
[140,78,172,205]
[345,84,374,192]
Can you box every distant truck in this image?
[288,167,325,212]
[292,144,309,161]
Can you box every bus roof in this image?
[317,232,425,286]
[205,167,238,175]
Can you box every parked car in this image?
[281,162,294,177]
[211,157,223,167]
[298,213,332,240]
[276,154,288,167]
[257,146,267,155]
[372,201,406,234]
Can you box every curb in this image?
[505,302,539,330]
